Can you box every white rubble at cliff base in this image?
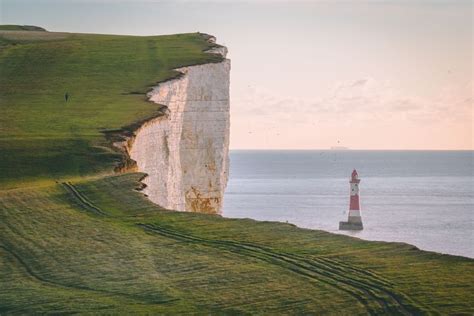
[130,53,230,214]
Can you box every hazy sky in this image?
[1,0,472,149]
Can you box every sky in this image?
[1,0,472,149]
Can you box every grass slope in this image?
[0,28,220,188]
[1,27,473,314]
[1,174,473,314]
[0,25,47,31]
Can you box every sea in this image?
[222,150,474,258]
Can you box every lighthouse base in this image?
[339,219,364,231]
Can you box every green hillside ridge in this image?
[0,27,221,188]
[0,25,47,31]
[1,26,473,314]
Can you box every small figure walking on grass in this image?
[65,92,69,102]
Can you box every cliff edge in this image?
[129,40,230,214]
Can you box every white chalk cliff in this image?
[129,41,230,214]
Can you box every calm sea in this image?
[223,150,474,258]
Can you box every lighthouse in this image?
[339,169,364,230]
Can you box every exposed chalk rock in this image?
[206,46,228,58]
[129,46,230,214]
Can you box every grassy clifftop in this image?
[0,27,221,189]
[0,27,473,314]
[0,25,47,31]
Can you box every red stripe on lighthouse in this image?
[350,195,360,210]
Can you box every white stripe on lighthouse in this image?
[348,209,361,218]
[351,183,359,196]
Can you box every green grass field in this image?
[1,26,473,314]
[0,26,220,188]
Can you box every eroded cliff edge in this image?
[129,42,230,214]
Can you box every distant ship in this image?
[330,146,350,150]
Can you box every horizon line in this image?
[229,148,474,151]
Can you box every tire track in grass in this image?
[61,182,106,216]
[139,224,428,315]
[0,244,178,306]
[58,183,430,314]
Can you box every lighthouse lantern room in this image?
[339,169,364,230]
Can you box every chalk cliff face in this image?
[129,45,230,214]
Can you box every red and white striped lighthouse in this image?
[339,169,364,230]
